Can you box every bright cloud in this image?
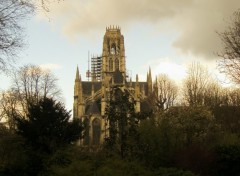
[37,0,240,60]
[39,63,62,71]
[152,61,187,84]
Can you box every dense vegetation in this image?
[1,90,240,175]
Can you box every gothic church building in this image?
[73,26,153,146]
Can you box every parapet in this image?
[106,25,121,32]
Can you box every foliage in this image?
[138,106,219,172]
[104,86,145,158]
[155,167,196,176]
[163,106,217,145]
[0,125,28,175]
[213,145,240,176]
[14,97,83,154]
[0,90,18,130]
[212,106,240,134]
[174,145,216,175]
[97,158,153,176]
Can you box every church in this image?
[73,26,153,146]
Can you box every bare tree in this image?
[219,87,240,106]
[153,74,178,110]
[0,0,33,73]
[203,80,223,107]
[0,89,19,130]
[218,10,240,85]
[0,64,61,118]
[183,62,211,106]
[0,0,63,73]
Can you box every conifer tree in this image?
[104,86,145,158]
[14,97,83,154]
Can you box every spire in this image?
[74,65,83,101]
[147,71,149,83]
[136,74,139,83]
[75,66,80,81]
[130,77,132,87]
[147,66,153,95]
[149,67,152,81]
[74,65,83,118]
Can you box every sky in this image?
[1,0,240,112]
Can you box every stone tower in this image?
[102,26,126,80]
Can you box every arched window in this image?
[115,58,119,70]
[109,58,113,71]
[111,43,116,55]
[92,118,101,145]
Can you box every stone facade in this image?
[73,26,152,146]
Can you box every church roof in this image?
[128,81,148,94]
[82,82,102,96]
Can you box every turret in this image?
[74,66,80,96]
[147,67,152,95]
[73,66,84,118]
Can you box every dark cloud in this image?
[41,0,240,59]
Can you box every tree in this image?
[0,0,63,73]
[218,10,240,85]
[138,106,218,170]
[183,62,211,106]
[11,97,83,175]
[164,106,216,146]
[203,80,223,107]
[14,97,83,154]
[104,86,144,158]
[0,125,28,175]
[153,74,178,110]
[1,64,61,119]
[0,0,33,73]
[0,89,19,130]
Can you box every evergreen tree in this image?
[14,97,83,154]
[104,86,147,158]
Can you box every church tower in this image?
[102,26,126,81]
[73,26,153,147]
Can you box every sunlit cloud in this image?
[152,60,187,84]
[39,63,62,71]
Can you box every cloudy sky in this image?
[1,0,240,111]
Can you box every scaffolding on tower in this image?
[91,55,102,82]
